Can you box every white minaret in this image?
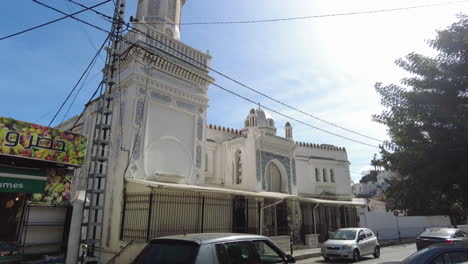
[135,0,186,40]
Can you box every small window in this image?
[358,231,366,240]
[323,168,327,182]
[315,168,320,182]
[215,244,230,264]
[205,153,209,173]
[252,240,284,263]
[447,251,468,263]
[365,229,373,237]
[223,241,261,264]
[330,169,335,182]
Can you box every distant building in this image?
[352,170,396,198]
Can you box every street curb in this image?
[294,252,322,261]
[293,241,415,261]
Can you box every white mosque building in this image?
[61,0,365,261]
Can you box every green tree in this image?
[374,15,468,224]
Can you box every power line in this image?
[66,0,385,143]
[142,0,467,25]
[0,0,110,41]
[59,56,101,125]
[48,34,110,126]
[70,82,103,130]
[64,2,106,63]
[38,3,381,149]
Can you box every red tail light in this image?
[443,240,454,243]
[416,238,421,243]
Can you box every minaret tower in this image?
[135,0,186,40]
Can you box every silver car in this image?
[321,228,380,261]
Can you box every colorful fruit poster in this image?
[31,171,72,206]
[0,116,87,166]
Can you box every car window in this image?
[358,231,366,240]
[365,229,373,237]
[215,244,231,264]
[447,251,468,264]
[252,240,284,264]
[454,231,466,238]
[430,253,452,264]
[402,248,431,264]
[223,241,261,264]
[421,228,454,238]
[132,240,199,264]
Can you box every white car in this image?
[321,228,380,262]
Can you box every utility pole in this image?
[79,0,125,263]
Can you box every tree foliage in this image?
[374,15,468,223]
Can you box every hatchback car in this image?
[416,228,468,251]
[131,233,296,264]
[321,228,380,261]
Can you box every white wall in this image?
[359,211,452,240]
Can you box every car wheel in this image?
[323,256,330,261]
[373,246,380,258]
[352,249,360,262]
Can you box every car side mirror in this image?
[285,254,296,263]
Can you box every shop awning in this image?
[0,167,47,193]
[298,196,366,207]
[126,178,366,207]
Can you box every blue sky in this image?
[0,0,465,181]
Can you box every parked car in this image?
[131,233,296,264]
[379,243,468,264]
[321,228,380,262]
[416,228,468,251]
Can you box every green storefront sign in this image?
[0,167,47,193]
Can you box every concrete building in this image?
[61,0,365,261]
[352,170,396,198]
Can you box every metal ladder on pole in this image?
[79,0,125,263]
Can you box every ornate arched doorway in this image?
[266,161,282,192]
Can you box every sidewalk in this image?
[293,248,322,261]
[292,239,415,261]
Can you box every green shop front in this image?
[0,117,87,263]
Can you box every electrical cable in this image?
[131,0,466,25]
[123,62,151,178]
[48,34,110,127]
[38,3,382,149]
[64,2,106,63]
[0,0,111,41]
[66,0,385,142]
[59,57,100,125]
[70,81,103,130]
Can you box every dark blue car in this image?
[381,244,468,264]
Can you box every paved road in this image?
[296,243,417,264]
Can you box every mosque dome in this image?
[244,108,275,128]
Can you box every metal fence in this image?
[120,190,261,242]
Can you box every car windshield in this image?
[131,240,199,264]
[331,230,357,240]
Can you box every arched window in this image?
[315,168,320,182]
[234,150,242,184]
[266,162,282,192]
[330,169,335,182]
[323,168,328,182]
